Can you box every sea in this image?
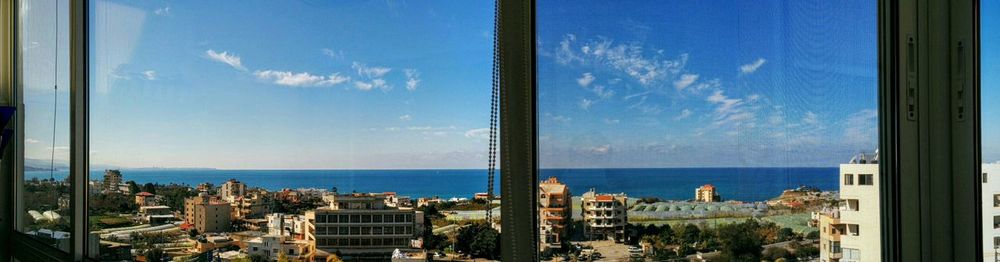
[25,167,837,202]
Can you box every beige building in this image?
[581,189,627,242]
[305,193,424,258]
[982,163,1000,261]
[538,177,571,252]
[102,170,122,193]
[231,192,267,220]
[185,193,233,233]
[820,151,880,262]
[695,184,720,202]
[220,179,247,202]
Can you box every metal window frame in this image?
[0,0,985,261]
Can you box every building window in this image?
[844,174,855,185]
[859,174,874,185]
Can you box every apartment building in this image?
[305,193,425,258]
[102,169,122,193]
[184,193,233,233]
[538,177,571,252]
[220,179,247,202]
[231,192,267,220]
[581,189,628,242]
[820,151,880,262]
[695,184,721,202]
[983,163,1000,261]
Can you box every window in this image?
[17,0,71,254]
[985,0,1000,260]
[536,0,878,259]
[859,174,874,185]
[74,1,498,259]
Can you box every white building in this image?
[982,163,1000,261]
[266,213,308,237]
[820,151,880,262]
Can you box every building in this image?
[134,192,158,206]
[416,197,443,208]
[982,163,1000,261]
[538,177,571,252]
[246,234,312,261]
[220,179,247,202]
[819,151,880,262]
[267,213,309,237]
[102,170,122,193]
[305,192,425,258]
[185,193,233,233]
[581,189,627,242]
[196,182,214,193]
[695,184,721,202]
[231,193,267,220]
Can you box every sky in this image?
[536,0,879,167]
[17,0,997,169]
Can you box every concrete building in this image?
[267,213,309,237]
[134,192,158,207]
[538,177,571,252]
[695,184,721,202]
[185,193,232,233]
[102,170,122,193]
[220,179,247,202]
[819,151,880,262]
[982,163,1000,261]
[245,234,312,261]
[305,192,424,258]
[231,193,267,220]
[581,189,627,242]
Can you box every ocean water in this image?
[26,167,837,202]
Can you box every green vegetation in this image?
[455,223,501,260]
[633,218,809,261]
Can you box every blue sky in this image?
[19,0,998,169]
[536,0,879,167]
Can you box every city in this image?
[26,150,993,261]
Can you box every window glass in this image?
[18,0,71,253]
[536,1,878,261]
[86,1,496,260]
[984,0,1000,259]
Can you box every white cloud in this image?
[205,50,246,71]
[740,58,767,74]
[591,85,615,99]
[555,34,689,85]
[604,118,620,124]
[578,98,594,110]
[803,111,819,125]
[25,138,39,144]
[673,74,699,90]
[351,62,392,78]
[843,109,878,145]
[545,113,571,123]
[154,7,170,16]
[404,69,420,91]
[577,73,596,87]
[353,79,390,91]
[254,70,350,87]
[399,114,412,121]
[464,128,490,139]
[674,109,693,120]
[584,144,611,154]
[143,70,157,80]
[321,48,343,59]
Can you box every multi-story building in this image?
[184,193,232,233]
[695,184,721,202]
[982,163,1000,261]
[581,189,627,242]
[305,192,424,259]
[220,179,247,202]
[102,170,122,193]
[196,182,214,193]
[538,177,571,252]
[134,192,158,206]
[246,234,312,261]
[820,151,880,262]
[231,192,267,220]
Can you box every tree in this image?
[127,181,140,195]
[470,225,501,260]
[142,183,157,194]
[805,230,820,240]
[675,224,700,245]
[764,246,794,261]
[794,245,819,259]
[144,248,165,262]
[657,224,674,244]
[777,227,796,242]
[188,228,199,238]
[716,219,764,262]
